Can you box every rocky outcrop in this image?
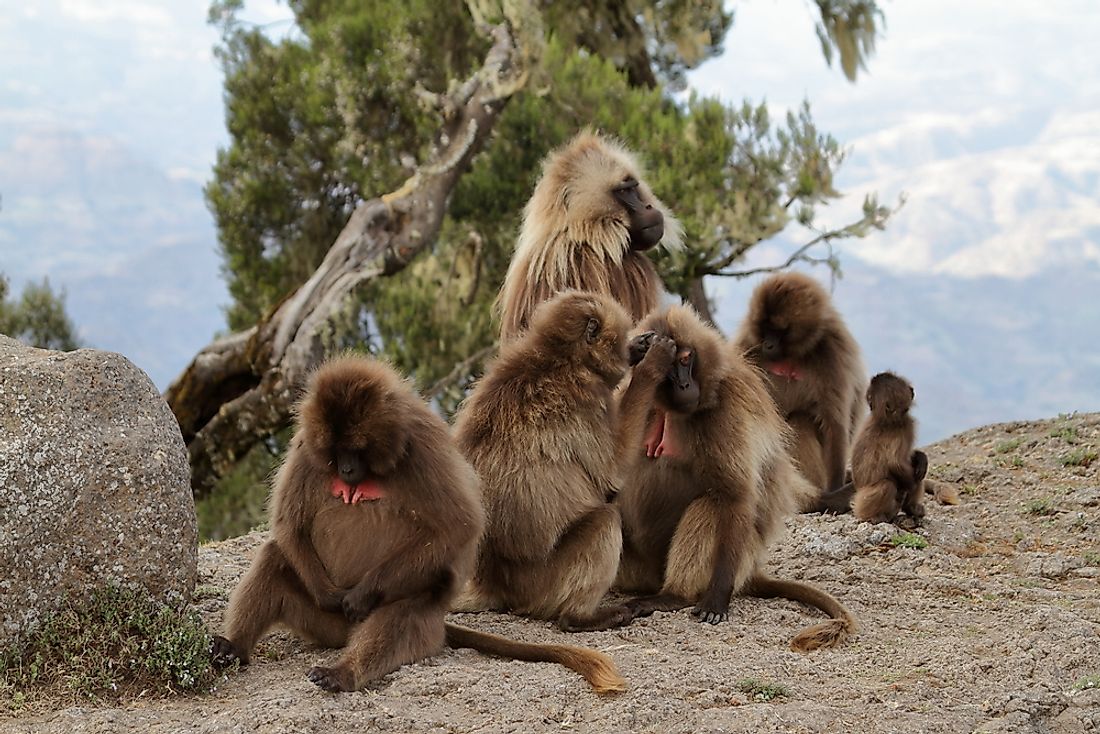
[0,336,196,647]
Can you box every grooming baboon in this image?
[210,356,624,693]
[851,372,928,524]
[497,130,683,343]
[615,305,858,651]
[454,290,676,631]
[734,272,866,507]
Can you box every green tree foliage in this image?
[814,0,884,81]
[0,274,80,351]
[206,0,486,329]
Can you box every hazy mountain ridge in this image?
[0,126,228,388]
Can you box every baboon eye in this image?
[612,176,639,191]
[585,318,600,343]
[679,353,691,366]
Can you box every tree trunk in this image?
[685,275,718,329]
[165,5,541,498]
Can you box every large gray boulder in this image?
[0,335,196,647]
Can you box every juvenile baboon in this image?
[210,356,624,693]
[734,272,866,506]
[851,372,928,524]
[616,305,859,651]
[497,130,683,343]
[454,290,676,631]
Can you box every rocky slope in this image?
[6,413,1099,733]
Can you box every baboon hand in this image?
[317,588,347,614]
[911,450,929,482]
[637,335,676,378]
[627,331,658,366]
[342,585,383,622]
[210,635,247,668]
[691,599,729,625]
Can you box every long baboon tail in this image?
[745,574,858,652]
[444,623,626,694]
[924,478,961,505]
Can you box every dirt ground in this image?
[5,413,1099,734]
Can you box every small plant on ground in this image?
[0,584,217,707]
[994,438,1022,454]
[1073,674,1100,691]
[890,532,928,549]
[738,678,790,702]
[1083,551,1100,566]
[1048,426,1079,444]
[1060,448,1098,467]
[1022,498,1058,516]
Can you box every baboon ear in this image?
[585,317,601,343]
[368,423,411,476]
[909,386,915,399]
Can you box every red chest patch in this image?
[767,361,803,380]
[643,409,679,459]
[331,478,387,504]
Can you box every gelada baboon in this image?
[850,372,930,524]
[616,305,859,651]
[211,356,624,693]
[734,272,866,507]
[496,130,683,343]
[453,290,676,631]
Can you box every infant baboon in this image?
[454,290,675,631]
[497,130,682,342]
[211,356,624,693]
[851,371,928,524]
[616,305,858,651]
[734,272,866,507]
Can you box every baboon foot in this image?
[307,665,356,692]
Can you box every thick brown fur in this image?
[615,305,858,651]
[733,272,866,508]
[453,290,675,632]
[211,356,625,693]
[851,371,927,524]
[496,130,683,343]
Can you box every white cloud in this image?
[58,0,174,27]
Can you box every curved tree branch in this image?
[166,1,543,498]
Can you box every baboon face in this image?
[627,324,699,413]
[748,273,830,361]
[529,291,632,385]
[543,133,667,252]
[633,306,726,414]
[299,360,410,481]
[866,372,914,419]
[612,177,664,250]
[664,344,701,413]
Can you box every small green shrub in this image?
[994,438,1022,454]
[738,678,790,702]
[1060,448,1098,467]
[1073,674,1099,691]
[1048,426,1079,444]
[0,585,216,706]
[1022,498,1057,516]
[889,532,928,549]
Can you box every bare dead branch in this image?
[166,2,543,498]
